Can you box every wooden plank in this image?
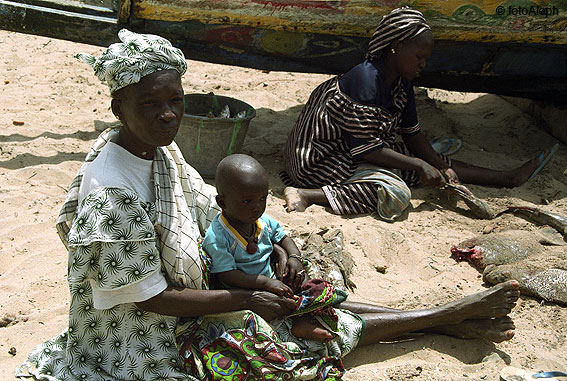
[0,0,120,46]
[5,0,117,14]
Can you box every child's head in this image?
[215,154,269,225]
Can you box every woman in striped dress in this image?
[281,7,549,221]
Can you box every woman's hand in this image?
[248,291,297,321]
[441,168,459,184]
[417,161,446,187]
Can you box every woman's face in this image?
[394,31,434,81]
[112,70,185,156]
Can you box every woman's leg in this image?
[284,187,329,212]
[284,184,379,214]
[284,179,410,220]
[451,156,542,187]
[336,300,400,314]
[338,280,520,345]
[393,139,552,188]
[427,316,516,343]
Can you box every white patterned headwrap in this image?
[366,7,430,61]
[75,29,187,94]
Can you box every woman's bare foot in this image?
[445,280,520,323]
[506,156,544,187]
[291,315,333,342]
[435,316,516,343]
[284,187,310,212]
[506,145,559,187]
[284,187,330,212]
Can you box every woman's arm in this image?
[402,132,459,183]
[402,132,448,169]
[362,146,423,171]
[136,286,296,321]
[362,144,444,186]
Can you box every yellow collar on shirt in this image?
[219,213,262,249]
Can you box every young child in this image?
[203,154,340,341]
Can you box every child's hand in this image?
[264,278,294,298]
[284,257,305,291]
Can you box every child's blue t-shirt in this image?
[203,213,287,278]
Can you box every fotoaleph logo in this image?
[495,5,560,17]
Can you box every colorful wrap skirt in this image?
[177,307,365,380]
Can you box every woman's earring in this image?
[391,48,396,54]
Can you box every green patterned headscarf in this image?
[75,29,187,94]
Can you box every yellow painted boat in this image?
[1,0,566,99]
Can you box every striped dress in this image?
[281,60,443,219]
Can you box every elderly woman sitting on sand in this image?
[17,29,520,381]
[281,7,557,221]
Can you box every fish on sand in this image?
[452,229,567,305]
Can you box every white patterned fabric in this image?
[75,29,187,94]
[18,188,189,380]
[16,128,220,380]
[56,128,219,289]
[78,141,155,204]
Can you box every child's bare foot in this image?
[284,187,310,212]
[506,144,559,187]
[291,315,333,342]
[435,316,516,343]
[445,280,520,323]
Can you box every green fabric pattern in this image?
[177,308,364,380]
[17,188,188,380]
[16,187,365,381]
[75,29,187,94]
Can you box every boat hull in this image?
[1,0,566,100]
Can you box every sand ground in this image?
[1,30,566,380]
